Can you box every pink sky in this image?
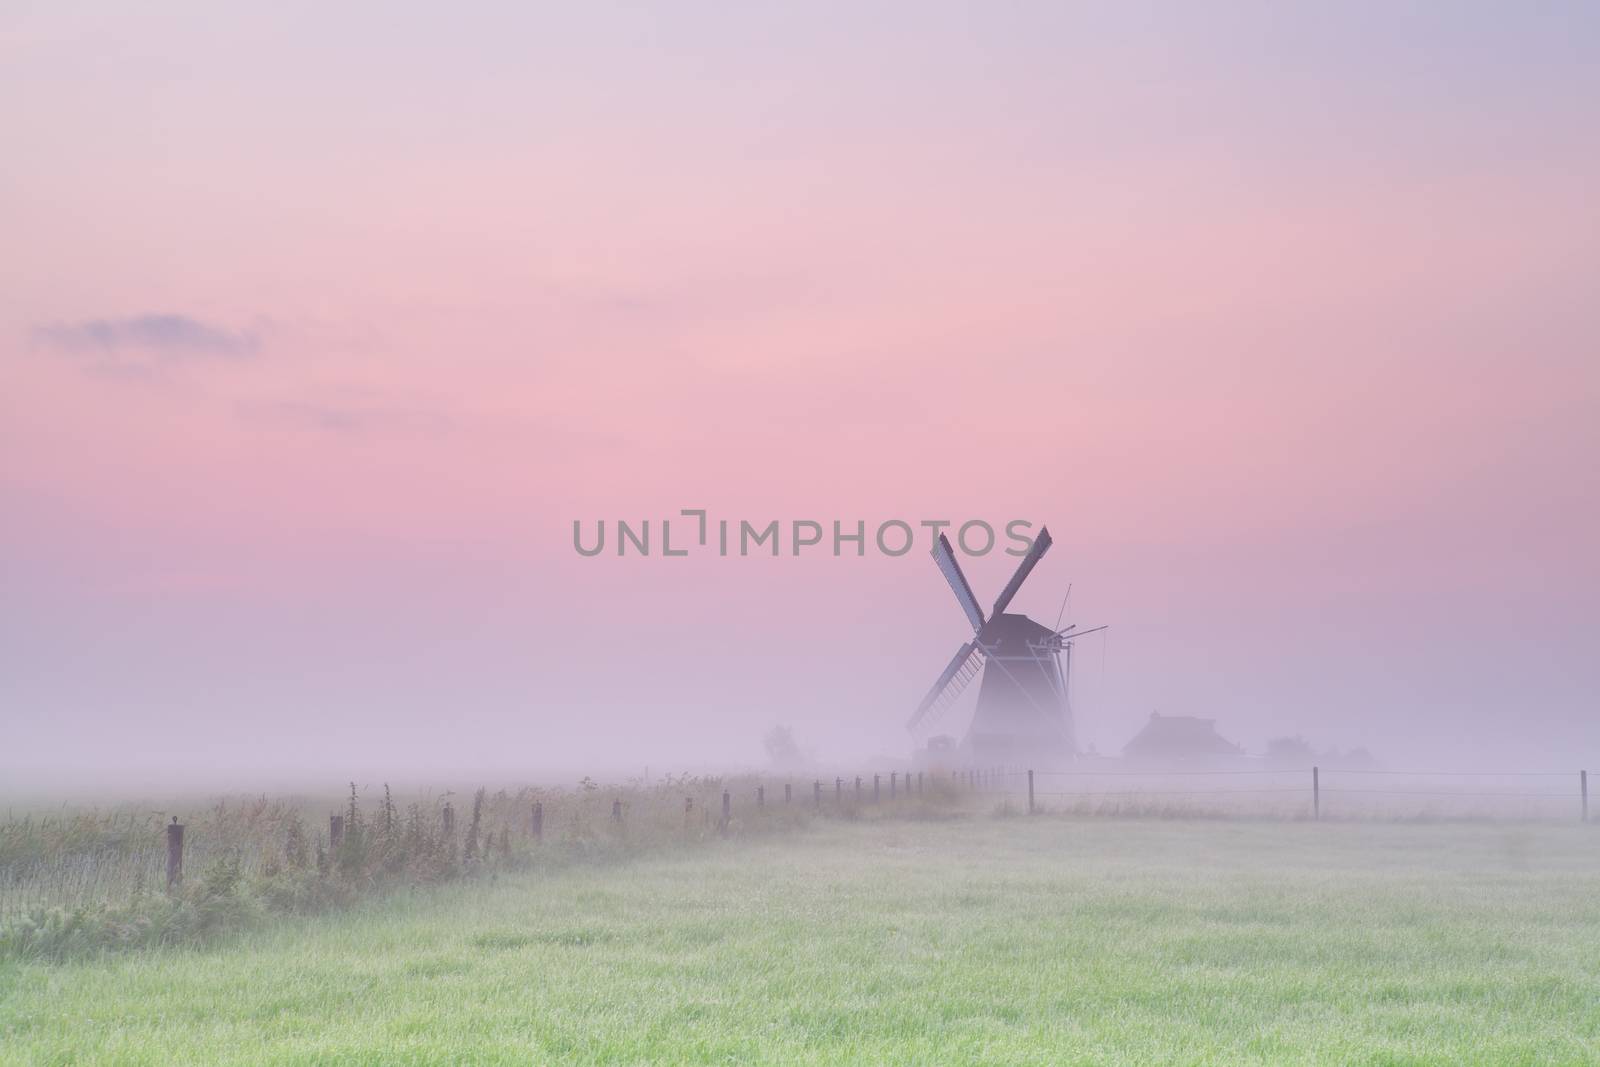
[2,4,1597,784]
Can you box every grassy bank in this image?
[2,816,1598,1065]
[0,777,820,958]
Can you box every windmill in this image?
[908,527,1105,764]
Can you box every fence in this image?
[972,766,1594,822]
[2,766,1592,923]
[0,777,805,923]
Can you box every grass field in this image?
[2,814,1598,1065]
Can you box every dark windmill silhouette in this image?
[908,527,1105,764]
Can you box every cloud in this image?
[32,314,258,359]
[236,390,453,436]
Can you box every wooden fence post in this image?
[721,789,730,833]
[874,774,880,803]
[532,801,543,841]
[785,782,792,805]
[890,772,897,799]
[855,776,862,803]
[166,817,184,891]
[329,814,344,851]
[1313,766,1321,821]
[442,803,455,838]
[757,785,765,809]
[1582,770,1589,824]
[1028,769,1035,815]
[918,771,924,794]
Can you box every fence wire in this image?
[949,765,1592,820]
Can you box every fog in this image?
[5,515,1596,796]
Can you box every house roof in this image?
[1122,712,1242,758]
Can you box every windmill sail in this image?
[907,640,985,731]
[991,525,1053,616]
[932,533,985,632]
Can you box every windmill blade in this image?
[991,525,1053,616]
[932,533,985,632]
[906,640,985,732]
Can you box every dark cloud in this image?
[33,314,257,358]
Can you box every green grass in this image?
[2,816,1598,1065]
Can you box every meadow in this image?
[3,810,1598,1065]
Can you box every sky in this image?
[2,2,1598,787]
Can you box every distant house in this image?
[1122,712,1243,763]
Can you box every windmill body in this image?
[908,527,1103,766]
[966,613,1073,758]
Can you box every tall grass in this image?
[0,774,873,960]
